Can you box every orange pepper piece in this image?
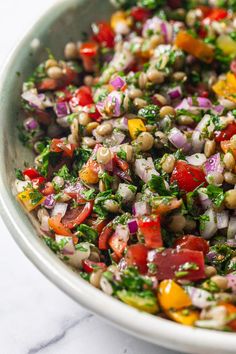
[213,72,236,103]
[48,214,72,236]
[128,119,146,140]
[158,279,192,311]
[17,189,45,212]
[79,160,100,184]
[152,198,182,215]
[175,31,214,63]
[166,309,199,326]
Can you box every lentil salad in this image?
[14,0,236,331]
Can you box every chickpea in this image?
[138,72,147,89]
[52,176,64,188]
[99,179,106,192]
[47,66,63,79]
[37,208,49,223]
[223,152,235,171]
[96,123,113,136]
[177,115,194,125]
[64,42,78,60]
[160,105,176,118]
[152,94,167,106]
[168,214,186,232]
[136,132,154,151]
[100,275,113,295]
[150,34,164,48]
[45,59,58,70]
[224,189,236,209]
[120,144,133,162]
[86,122,99,135]
[162,155,176,174]
[97,147,112,165]
[205,266,217,278]
[133,97,147,108]
[184,218,196,232]
[84,75,94,86]
[90,269,103,288]
[154,131,168,148]
[128,88,143,99]
[206,172,224,186]
[204,139,216,158]
[103,199,120,213]
[224,171,236,185]
[211,275,228,290]
[82,137,96,148]
[147,69,165,84]
[78,112,91,126]
[172,71,186,81]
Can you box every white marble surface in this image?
[0,1,179,353]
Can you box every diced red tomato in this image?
[215,122,236,143]
[125,244,148,274]
[130,7,151,21]
[138,215,162,249]
[93,22,115,48]
[63,66,77,86]
[108,232,127,258]
[56,88,73,103]
[91,219,109,234]
[82,259,106,273]
[41,182,55,196]
[37,78,58,91]
[50,139,76,158]
[98,224,114,250]
[23,168,41,180]
[204,8,228,22]
[85,104,101,121]
[152,248,206,281]
[75,86,94,106]
[48,214,72,236]
[62,201,94,229]
[174,235,209,255]
[113,154,129,171]
[170,161,207,193]
[79,42,98,58]
[31,176,46,186]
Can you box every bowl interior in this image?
[1,1,236,354]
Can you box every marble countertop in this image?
[0,1,180,353]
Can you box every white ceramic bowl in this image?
[0,1,236,353]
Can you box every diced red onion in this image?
[213,105,224,115]
[216,211,229,229]
[110,76,126,90]
[127,219,138,234]
[186,153,206,166]
[200,208,217,239]
[51,202,68,218]
[168,127,191,153]
[132,201,150,217]
[198,189,212,210]
[196,97,212,108]
[134,158,159,183]
[105,130,126,146]
[41,215,50,232]
[167,86,182,100]
[227,216,236,239]
[103,158,114,172]
[21,90,45,110]
[114,117,128,130]
[109,48,134,72]
[24,117,39,131]
[56,116,71,128]
[191,130,204,153]
[67,242,90,268]
[204,153,224,175]
[115,224,130,242]
[226,274,236,293]
[186,287,216,309]
[54,102,70,118]
[55,235,75,255]
[15,179,31,193]
[142,16,162,37]
[43,194,56,209]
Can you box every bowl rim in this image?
[1,1,236,352]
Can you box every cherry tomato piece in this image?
[62,201,94,229]
[215,122,236,143]
[98,224,114,250]
[125,244,149,274]
[82,259,106,273]
[130,7,151,21]
[23,168,41,180]
[93,22,115,48]
[138,215,162,249]
[174,235,209,255]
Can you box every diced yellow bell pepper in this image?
[128,119,146,140]
[217,35,236,56]
[111,11,132,31]
[166,309,199,326]
[117,290,159,314]
[158,279,192,311]
[17,189,45,212]
[213,72,236,103]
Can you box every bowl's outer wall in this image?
[1,1,236,353]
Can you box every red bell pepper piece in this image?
[174,235,209,256]
[98,224,114,250]
[62,201,94,229]
[125,244,149,274]
[215,122,236,143]
[23,168,41,180]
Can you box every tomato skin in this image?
[23,168,41,180]
[37,78,58,91]
[98,224,114,250]
[204,8,228,21]
[82,259,106,273]
[130,7,151,21]
[62,201,94,229]
[93,22,115,48]
[50,139,76,158]
[215,122,236,143]
[109,232,127,258]
[79,42,98,58]
[138,215,162,249]
[125,244,148,274]
[152,248,206,281]
[113,154,129,172]
[170,161,207,193]
[174,235,209,255]
[75,86,93,106]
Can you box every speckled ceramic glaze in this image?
[0,1,236,353]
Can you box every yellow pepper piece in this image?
[213,72,236,103]
[128,119,146,140]
[17,189,45,212]
[158,279,192,311]
[175,31,214,63]
[111,11,132,31]
[166,309,199,326]
[217,35,236,56]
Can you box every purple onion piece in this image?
[204,153,224,175]
[24,117,39,131]
[110,76,126,90]
[127,219,138,234]
[42,194,55,209]
[54,102,70,118]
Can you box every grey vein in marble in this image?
[27,313,93,354]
